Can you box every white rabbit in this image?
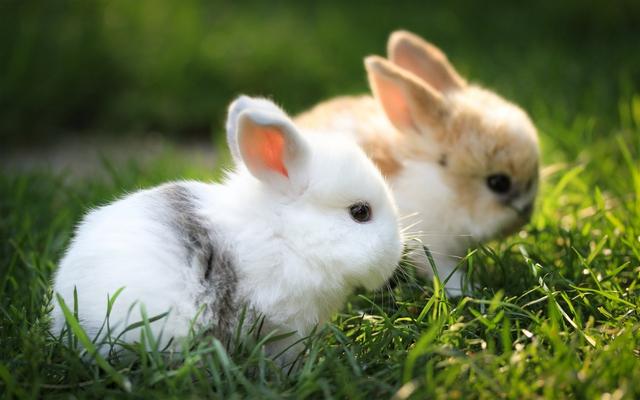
[296,31,539,295]
[51,95,403,366]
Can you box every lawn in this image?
[1,1,640,399]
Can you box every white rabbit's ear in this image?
[387,30,466,93]
[227,96,310,192]
[365,55,447,135]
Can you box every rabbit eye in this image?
[487,174,511,194]
[349,201,372,223]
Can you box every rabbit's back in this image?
[51,182,238,346]
[296,96,394,142]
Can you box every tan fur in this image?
[295,85,539,197]
[295,95,404,177]
[294,30,540,293]
[298,53,538,224]
[440,86,539,222]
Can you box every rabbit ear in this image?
[387,30,466,93]
[365,55,447,135]
[227,96,310,192]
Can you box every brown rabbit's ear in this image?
[388,30,466,93]
[365,55,447,135]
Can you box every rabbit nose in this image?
[507,199,534,221]
[520,202,534,221]
[499,189,521,205]
[525,178,534,192]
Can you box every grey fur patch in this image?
[161,184,239,340]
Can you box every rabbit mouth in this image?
[509,202,533,221]
[499,203,533,236]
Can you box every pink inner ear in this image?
[374,75,414,133]
[395,52,446,92]
[251,127,288,177]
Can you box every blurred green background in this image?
[1,0,639,149]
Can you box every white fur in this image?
[51,96,402,365]
[391,160,472,295]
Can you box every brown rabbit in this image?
[295,30,539,295]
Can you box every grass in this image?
[1,110,640,399]
[2,1,640,399]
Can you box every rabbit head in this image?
[364,31,539,244]
[225,96,403,303]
